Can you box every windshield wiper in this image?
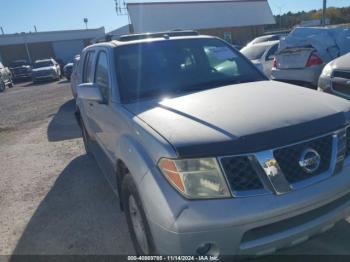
[177,79,243,93]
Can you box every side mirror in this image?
[77,83,103,103]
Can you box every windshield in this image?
[115,38,266,103]
[34,61,54,68]
[10,61,28,67]
[241,45,270,60]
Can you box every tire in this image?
[0,80,5,92]
[122,174,155,255]
[8,80,14,88]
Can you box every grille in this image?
[333,70,350,79]
[274,135,332,184]
[220,156,263,191]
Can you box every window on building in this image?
[83,51,95,83]
[94,51,110,103]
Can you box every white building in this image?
[126,0,275,45]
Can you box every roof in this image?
[108,25,131,36]
[0,27,105,46]
[127,0,275,33]
[250,40,280,47]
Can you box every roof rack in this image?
[117,30,199,42]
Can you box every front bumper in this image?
[12,73,31,79]
[32,74,57,81]
[271,65,323,87]
[140,162,350,255]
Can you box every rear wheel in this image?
[122,174,155,255]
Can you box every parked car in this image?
[9,60,32,82]
[31,58,61,83]
[271,46,325,88]
[75,31,350,256]
[63,63,74,80]
[246,33,286,46]
[271,27,350,88]
[0,62,13,92]
[318,52,350,98]
[70,55,81,98]
[241,40,279,78]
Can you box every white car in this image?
[31,58,61,83]
[241,40,279,78]
[318,52,350,98]
[271,47,324,88]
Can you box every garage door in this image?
[52,40,85,64]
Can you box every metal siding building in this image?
[0,27,105,65]
[127,0,275,45]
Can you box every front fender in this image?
[116,134,156,184]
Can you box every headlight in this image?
[321,63,333,77]
[158,158,231,199]
[318,63,334,92]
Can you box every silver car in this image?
[240,40,279,78]
[271,47,325,88]
[75,31,350,256]
[318,52,350,99]
[31,58,61,83]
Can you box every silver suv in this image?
[75,31,350,256]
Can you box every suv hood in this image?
[11,65,31,70]
[125,81,350,157]
[32,66,55,72]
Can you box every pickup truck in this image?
[9,60,32,82]
[74,31,350,256]
[0,62,13,92]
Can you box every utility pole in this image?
[0,27,4,35]
[84,18,89,29]
[34,25,38,32]
[321,0,327,26]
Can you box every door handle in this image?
[89,102,94,107]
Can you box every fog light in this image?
[196,243,220,256]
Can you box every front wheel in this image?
[122,174,155,255]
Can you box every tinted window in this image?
[115,38,265,103]
[94,52,110,103]
[10,61,28,67]
[266,44,279,60]
[33,60,54,68]
[83,51,95,83]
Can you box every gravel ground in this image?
[0,81,133,258]
[1,80,350,259]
